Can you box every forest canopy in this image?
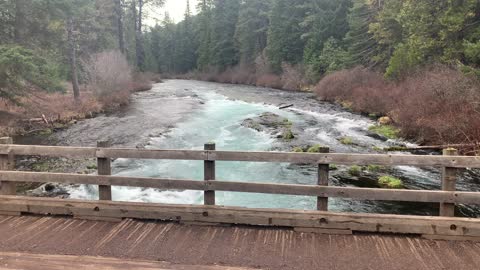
[1,0,478,101]
[147,0,480,81]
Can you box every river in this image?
[23,80,480,217]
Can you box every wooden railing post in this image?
[204,143,216,205]
[440,148,458,217]
[317,146,330,211]
[97,141,112,200]
[0,137,15,195]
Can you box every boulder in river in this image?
[241,112,293,135]
[29,183,70,198]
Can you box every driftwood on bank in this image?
[387,143,480,151]
[279,104,293,109]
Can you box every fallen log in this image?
[279,104,293,109]
[385,144,479,152]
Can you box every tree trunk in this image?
[14,0,26,43]
[114,0,125,54]
[67,18,80,101]
[135,0,145,71]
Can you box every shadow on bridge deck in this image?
[0,215,478,270]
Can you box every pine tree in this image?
[210,0,240,71]
[196,0,213,71]
[266,0,307,73]
[234,0,271,67]
[302,0,352,76]
[174,0,197,73]
[344,0,381,68]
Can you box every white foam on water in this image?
[68,88,317,209]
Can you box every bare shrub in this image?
[256,74,283,89]
[254,52,270,77]
[215,68,234,83]
[314,67,391,114]
[314,65,480,149]
[280,63,307,91]
[85,50,132,95]
[20,86,102,122]
[143,72,163,83]
[230,65,256,85]
[84,50,133,108]
[130,72,153,92]
[393,65,480,145]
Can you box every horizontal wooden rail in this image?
[1,195,480,239]
[1,138,480,240]
[1,144,480,168]
[1,171,479,204]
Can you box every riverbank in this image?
[12,79,194,196]
[9,80,480,216]
[0,74,160,139]
[166,65,480,155]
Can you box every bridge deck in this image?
[0,215,479,270]
[0,252,257,270]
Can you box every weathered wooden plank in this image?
[204,143,216,205]
[294,227,352,235]
[74,215,122,222]
[0,138,15,195]
[1,195,480,237]
[1,171,480,204]
[0,145,96,158]
[422,234,480,242]
[205,180,480,204]
[0,145,207,160]
[0,211,21,216]
[97,148,207,160]
[440,148,458,217]
[0,171,206,191]
[317,146,330,211]
[1,144,480,168]
[97,141,112,201]
[0,252,258,270]
[208,151,480,168]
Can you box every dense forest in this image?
[146,0,480,149]
[0,0,480,149]
[0,0,164,135]
[147,0,480,81]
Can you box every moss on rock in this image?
[292,147,304,153]
[307,144,329,153]
[282,129,295,140]
[378,176,404,189]
[348,165,362,176]
[338,137,354,145]
[366,164,387,173]
[368,125,400,140]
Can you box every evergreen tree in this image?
[344,0,382,68]
[174,0,197,73]
[234,0,271,67]
[302,0,352,78]
[196,0,213,71]
[210,0,240,71]
[266,0,307,73]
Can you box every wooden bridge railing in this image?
[1,138,480,240]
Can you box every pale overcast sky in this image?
[150,0,194,24]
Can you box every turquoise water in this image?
[69,90,321,210]
[67,80,480,216]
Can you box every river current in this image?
[38,80,480,216]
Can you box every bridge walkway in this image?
[0,215,479,270]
